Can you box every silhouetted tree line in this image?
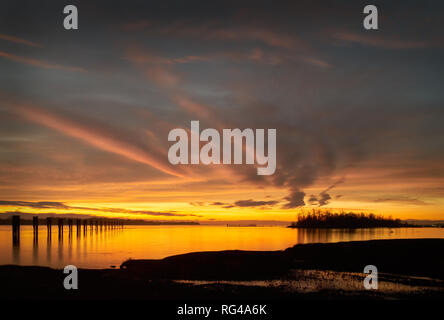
[289,210,410,228]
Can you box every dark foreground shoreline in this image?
[1,239,443,300]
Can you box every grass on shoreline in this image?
[289,210,409,229]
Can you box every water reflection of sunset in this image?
[2,225,443,269]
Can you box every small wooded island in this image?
[288,210,411,229]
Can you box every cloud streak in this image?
[234,199,280,207]
[0,51,86,72]
[0,33,41,47]
[372,196,430,206]
[203,199,280,209]
[0,200,200,217]
[11,103,183,177]
[331,31,440,49]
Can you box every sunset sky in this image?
[1,0,444,222]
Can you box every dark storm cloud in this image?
[282,190,306,209]
[308,195,318,204]
[318,192,332,207]
[233,199,280,207]
[308,177,345,207]
[307,178,344,207]
[203,199,280,209]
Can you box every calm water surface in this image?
[1,225,443,268]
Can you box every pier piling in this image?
[57,218,63,238]
[33,216,38,232]
[12,215,20,245]
[46,217,52,240]
[33,216,38,240]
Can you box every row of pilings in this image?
[12,215,124,245]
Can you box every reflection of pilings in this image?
[58,218,64,239]
[76,219,80,239]
[46,217,52,240]
[68,219,73,235]
[33,222,38,263]
[89,219,94,235]
[83,219,87,233]
[33,216,39,244]
[12,215,20,264]
[12,215,20,245]
[33,216,39,234]
[58,220,63,260]
[46,220,52,263]
[69,219,73,241]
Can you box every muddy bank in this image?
[120,239,444,280]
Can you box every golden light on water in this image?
[2,225,444,269]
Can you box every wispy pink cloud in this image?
[144,66,182,87]
[211,27,307,50]
[150,23,309,51]
[173,96,220,126]
[0,33,41,47]
[332,31,438,49]
[12,103,183,178]
[0,51,86,72]
[302,56,331,68]
[125,45,328,73]
[126,47,210,65]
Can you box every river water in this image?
[1,225,443,268]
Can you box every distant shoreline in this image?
[286,224,441,229]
